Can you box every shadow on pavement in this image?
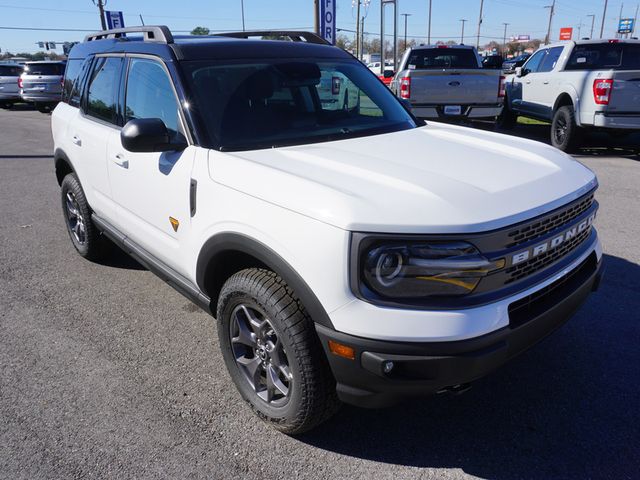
[96,243,145,271]
[299,253,639,479]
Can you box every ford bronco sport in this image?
[52,26,603,434]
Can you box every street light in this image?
[401,13,412,50]
[460,19,467,44]
[502,22,509,56]
[587,14,596,38]
[241,0,245,31]
[427,0,432,44]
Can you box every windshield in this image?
[565,43,640,70]
[24,63,65,76]
[183,59,417,151]
[407,48,479,69]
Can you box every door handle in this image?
[113,153,128,169]
[543,81,549,85]
[72,135,82,146]
[525,80,532,84]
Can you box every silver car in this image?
[20,61,66,112]
[0,63,23,108]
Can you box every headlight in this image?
[361,241,504,299]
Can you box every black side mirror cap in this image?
[383,70,395,78]
[121,118,187,153]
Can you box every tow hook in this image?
[437,383,472,396]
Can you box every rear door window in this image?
[407,49,479,69]
[85,57,123,124]
[24,63,65,76]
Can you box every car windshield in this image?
[407,48,479,69]
[24,63,65,76]
[183,59,417,151]
[565,43,640,70]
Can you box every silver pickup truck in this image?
[390,45,504,120]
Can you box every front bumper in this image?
[316,252,602,408]
[411,104,503,120]
[593,112,640,130]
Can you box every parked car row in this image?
[0,60,66,112]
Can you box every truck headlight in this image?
[360,241,504,299]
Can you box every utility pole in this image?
[544,0,555,45]
[476,0,484,49]
[401,13,412,50]
[633,4,639,37]
[360,16,365,60]
[139,14,145,26]
[618,3,624,37]
[314,0,320,35]
[587,14,596,38]
[241,0,246,31]
[427,0,433,44]
[577,19,582,38]
[92,0,107,30]
[460,19,467,44]
[502,23,509,56]
[356,0,361,59]
[600,0,609,38]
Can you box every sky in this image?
[0,0,636,54]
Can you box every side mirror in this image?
[515,67,524,77]
[383,70,395,79]
[121,118,187,153]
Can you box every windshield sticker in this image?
[576,57,587,63]
[408,64,416,70]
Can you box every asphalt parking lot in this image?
[1,106,638,479]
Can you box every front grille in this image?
[504,227,592,284]
[506,194,594,248]
[508,252,597,328]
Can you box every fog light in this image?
[383,361,394,373]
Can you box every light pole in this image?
[427,0,432,44]
[502,23,509,56]
[476,0,484,49]
[587,14,596,38]
[401,13,412,50]
[241,0,246,31]
[544,0,556,44]
[600,0,609,38]
[91,0,107,30]
[460,19,467,44]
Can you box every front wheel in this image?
[551,106,583,153]
[217,268,340,435]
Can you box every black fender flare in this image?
[54,147,75,185]
[196,232,335,329]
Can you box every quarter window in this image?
[124,58,179,135]
[85,57,123,124]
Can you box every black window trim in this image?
[80,53,126,129]
[122,53,193,146]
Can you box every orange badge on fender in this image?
[169,217,179,232]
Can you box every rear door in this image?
[21,62,65,97]
[0,65,22,97]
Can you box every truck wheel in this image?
[496,102,517,130]
[551,106,582,153]
[217,268,340,435]
[60,173,111,261]
[37,103,53,114]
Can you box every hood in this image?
[209,123,597,233]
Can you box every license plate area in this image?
[444,105,462,116]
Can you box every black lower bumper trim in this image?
[316,253,602,408]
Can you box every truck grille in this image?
[504,226,592,284]
[506,194,594,248]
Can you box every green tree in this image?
[191,26,210,36]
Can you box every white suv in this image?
[52,26,603,434]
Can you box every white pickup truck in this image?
[390,45,505,120]
[501,39,640,152]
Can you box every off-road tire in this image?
[217,268,340,435]
[551,106,583,153]
[60,173,111,261]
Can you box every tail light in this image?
[399,76,411,99]
[498,75,506,98]
[18,77,23,89]
[593,79,613,105]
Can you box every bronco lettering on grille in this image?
[511,213,596,266]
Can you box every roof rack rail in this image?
[84,25,173,44]
[214,30,329,45]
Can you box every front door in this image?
[107,56,195,275]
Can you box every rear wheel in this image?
[551,106,583,153]
[36,103,53,113]
[0,102,13,109]
[60,173,111,261]
[217,268,340,435]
